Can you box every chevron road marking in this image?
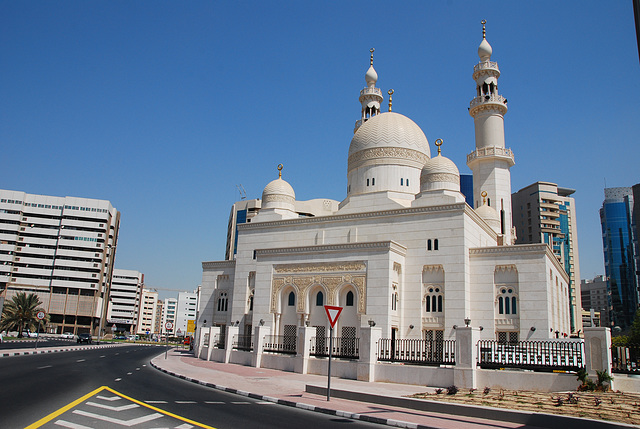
[72,409,164,425]
[52,420,93,429]
[96,395,121,401]
[85,401,139,411]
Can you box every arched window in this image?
[406,179,409,186]
[427,239,432,251]
[434,239,439,250]
[497,288,517,315]
[391,292,398,311]
[288,291,295,306]
[372,178,375,186]
[425,287,443,313]
[249,295,254,311]
[400,178,403,186]
[316,291,324,306]
[346,291,354,306]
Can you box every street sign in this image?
[324,305,343,329]
[165,322,174,331]
[36,311,45,320]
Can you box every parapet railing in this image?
[478,339,584,372]
[263,335,297,355]
[310,336,359,359]
[611,344,640,374]
[377,338,456,366]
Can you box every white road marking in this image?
[231,401,250,404]
[76,359,85,362]
[145,400,168,404]
[142,364,147,367]
[100,355,106,358]
[256,401,276,404]
[175,401,197,404]
[54,419,93,429]
[73,409,163,425]
[96,395,121,401]
[114,378,122,382]
[86,401,139,411]
[136,367,141,370]
[204,401,224,404]
[175,424,194,429]
[127,372,133,375]
[37,365,52,369]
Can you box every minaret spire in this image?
[467,20,515,244]
[354,48,384,133]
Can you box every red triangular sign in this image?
[324,305,343,329]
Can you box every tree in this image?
[0,292,48,337]
[629,307,640,344]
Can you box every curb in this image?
[150,359,435,429]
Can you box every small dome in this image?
[420,153,460,192]
[478,38,492,61]
[475,202,500,232]
[349,112,430,159]
[422,154,460,177]
[365,65,378,87]
[262,177,295,209]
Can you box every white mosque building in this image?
[199,23,572,346]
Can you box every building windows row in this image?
[425,287,443,313]
[289,290,355,307]
[366,178,376,186]
[497,288,517,315]
[217,292,229,312]
[427,239,439,251]
[400,178,409,186]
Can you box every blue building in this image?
[600,187,639,330]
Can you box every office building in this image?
[108,269,143,335]
[580,275,610,328]
[162,298,177,336]
[512,182,582,333]
[0,190,119,335]
[200,24,572,343]
[175,290,198,337]
[600,187,639,329]
[136,288,159,336]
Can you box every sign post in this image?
[164,322,174,359]
[324,305,343,401]
[35,311,45,350]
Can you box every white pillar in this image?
[583,327,614,389]
[252,325,270,368]
[295,326,315,374]
[454,326,479,389]
[357,326,382,382]
[206,326,220,361]
[225,326,239,364]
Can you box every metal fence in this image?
[477,340,584,372]
[232,334,253,352]
[377,339,456,366]
[263,335,297,354]
[310,337,359,359]
[213,334,225,349]
[611,344,640,374]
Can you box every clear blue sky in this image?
[2,1,638,299]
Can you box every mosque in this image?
[199,22,572,345]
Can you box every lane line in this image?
[53,419,92,429]
[37,365,52,369]
[114,378,122,382]
[204,401,224,404]
[145,400,168,404]
[175,401,197,404]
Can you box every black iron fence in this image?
[213,333,225,349]
[611,344,640,374]
[263,335,297,354]
[232,334,253,352]
[478,340,584,372]
[310,337,359,359]
[377,339,456,366]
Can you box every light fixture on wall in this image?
[259,319,265,326]
[203,320,207,326]
[305,320,310,327]
[368,319,376,327]
[530,326,536,332]
[453,325,458,330]
[479,326,484,331]
[235,320,240,326]
[464,317,471,327]
[409,324,414,329]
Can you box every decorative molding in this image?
[422,264,444,273]
[393,262,402,274]
[348,147,429,171]
[495,264,518,272]
[263,194,294,204]
[274,262,366,274]
[257,241,407,258]
[421,173,460,185]
[202,260,236,270]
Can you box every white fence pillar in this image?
[454,326,479,389]
[224,326,239,364]
[357,326,382,382]
[584,327,614,389]
[252,325,270,368]
[295,326,315,374]
[206,326,220,361]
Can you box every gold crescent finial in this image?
[370,48,375,66]
[388,89,394,112]
[481,190,487,204]
[481,20,486,39]
[435,138,443,155]
[277,163,283,178]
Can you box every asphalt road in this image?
[0,345,380,428]
[0,338,79,350]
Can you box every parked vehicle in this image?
[61,332,74,339]
[77,333,92,344]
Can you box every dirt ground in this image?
[410,388,640,425]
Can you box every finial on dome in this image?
[481,190,487,204]
[370,48,375,66]
[478,20,493,61]
[481,19,486,39]
[435,138,443,155]
[277,163,283,179]
[388,89,394,112]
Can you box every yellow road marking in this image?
[26,385,216,429]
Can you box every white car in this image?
[23,330,38,338]
[61,332,74,339]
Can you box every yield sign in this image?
[324,305,343,329]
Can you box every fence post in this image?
[252,325,270,368]
[583,327,614,389]
[225,325,239,364]
[207,326,220,361]
[357,326,382,382]
[454,326,479,389]
[295,325,314,374]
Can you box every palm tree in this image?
[0,292,48,337]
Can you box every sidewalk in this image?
[150,349,631,429]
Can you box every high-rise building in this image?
[162,297,177,336]
[136,288,158,336]
[154,298,164,335]
[512,182,581,333]
[0,189,119,335]
[580,275,610,328]
[600,186,639,330]
[108,269,143,335]
[175,290,198,337]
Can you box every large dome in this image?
[348,112,430,171]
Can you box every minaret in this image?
[467,20,515,244]
[354,48,384,133]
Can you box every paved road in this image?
[0,345,380,428]
[0,338,79,350]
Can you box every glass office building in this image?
[600,187,638,329]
